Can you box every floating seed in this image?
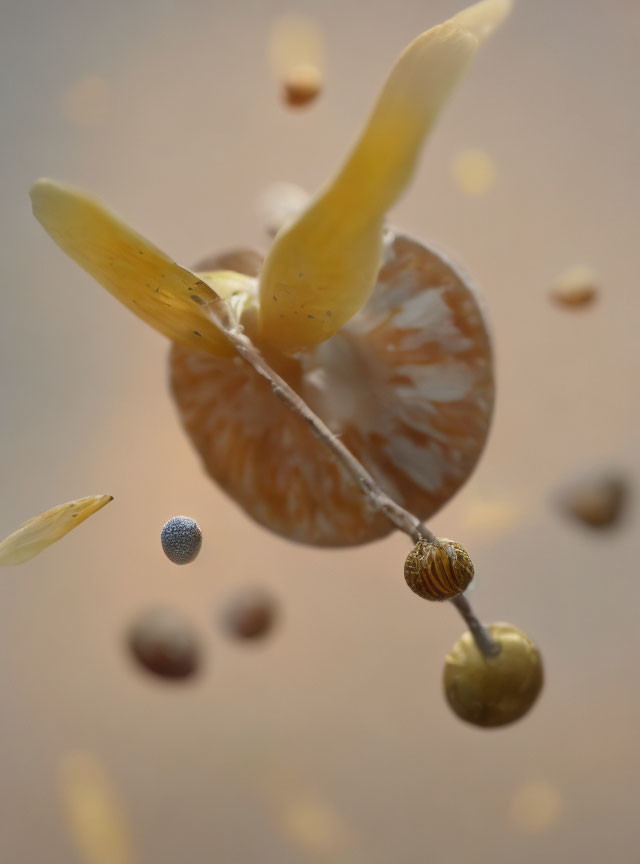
[282,64,322,108]
[221,586,278,640]
[443,622,543,727]
[559,470,629,529]
[551,265,598,308]
[127,607,201,680]
[161,515,202,564]
[269,14,324,110]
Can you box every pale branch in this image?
[211,308,500,658]
[451,594,501,658]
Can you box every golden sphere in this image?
[404,538,474,601]
[443,623,543,728]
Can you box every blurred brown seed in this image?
[560,471,629,529]
[282,64,322,108]
[551,265,598,308]
[221,587,278,640]
[127,607,201,680]
[269,14,323,110]
[443,623,543,728]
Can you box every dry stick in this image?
[213,311,500,658]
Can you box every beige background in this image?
[1,0,639,861]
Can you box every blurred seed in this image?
[160,515,202,564]
[269,14,324,110]
[551,265,598,308]
[221,586,278,640]
[559,470,629,529]
[127,607,201,680]
[282,64,322,107]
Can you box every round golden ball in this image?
[443,623,543,728]
[404,538,474,601]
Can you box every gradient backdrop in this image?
[1,0,638,861]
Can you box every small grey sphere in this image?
[161,515,202,564]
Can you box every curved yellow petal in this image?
[258,0,511,353]
[0,495,112,566]
[30,179,248,356]
[451,0,513,41]
[60,751,137,864]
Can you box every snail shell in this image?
[404,537,474,601]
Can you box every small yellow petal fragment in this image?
[60,751,137,864]
[30,179,239,356]
[451,148,497,196]
[509,781,563,834]
[259,0,511,353]
[0,495,112,566]
[281,798,353,854]
[450,0,513,41]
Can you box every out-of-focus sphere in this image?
[551,265,598,308]
[161,515,202,564]
[221,586,278,640]
[560,470,628,529]
[443,623,543,727]
[282,64,322,107]
[127,607,201,680]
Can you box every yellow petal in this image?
[451,0,513,41]
[0,495,112,565]
[30,179,250,356]
[258,0,511,353]
[60,751,137,864]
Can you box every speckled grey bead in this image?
[161,516,202,564]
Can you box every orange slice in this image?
[170,232,493,546]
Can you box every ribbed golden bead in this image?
[404,538,474,601]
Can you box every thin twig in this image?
[210,310,500,657]
[226,327,435,544]
[451,594,501,657]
